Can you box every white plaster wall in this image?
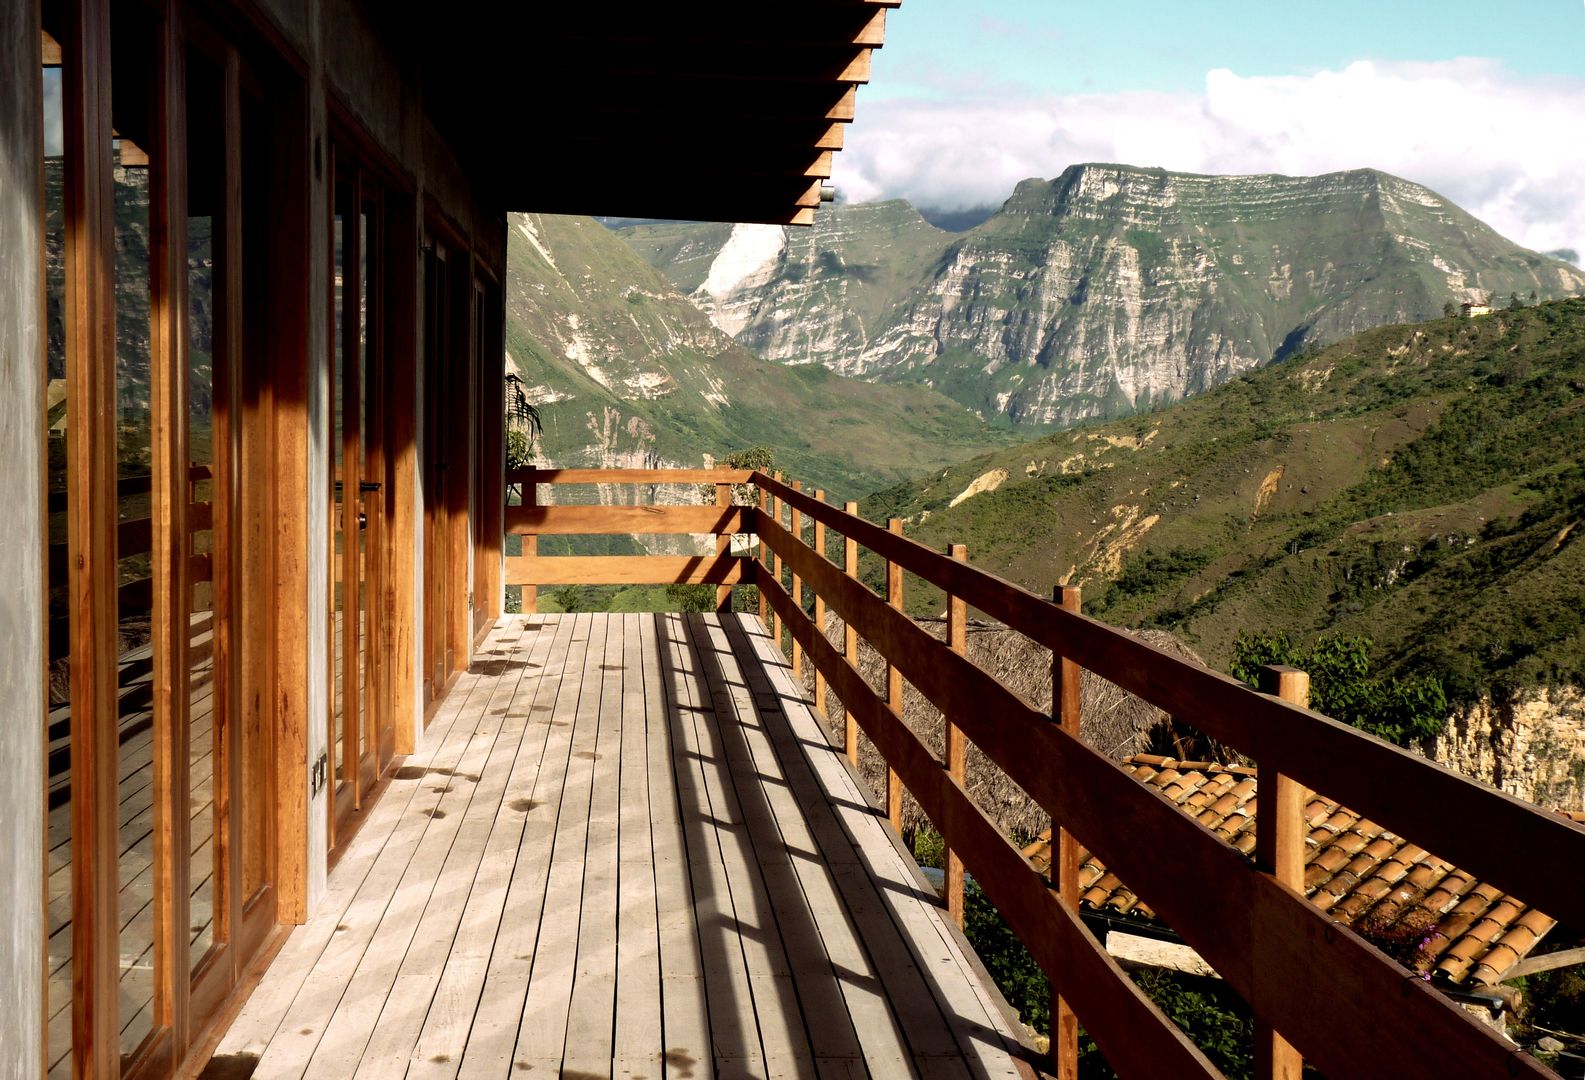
[0,7,46,1076]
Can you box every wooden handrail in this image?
[749,468,1566,1080]
[752,471,1585,936]
[504,467,760,611]
[494,465,1573,1077]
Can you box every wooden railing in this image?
[504,468,757,613]
[46,462,215,660]
[507,465,1585,1079]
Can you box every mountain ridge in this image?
[620,163,1585,429]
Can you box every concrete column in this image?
[0,5,47,1077]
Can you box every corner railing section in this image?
[504,467,757,613]
[505,464,1585,1080]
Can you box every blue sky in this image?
[870,1,1585,100]
[837,1,1585,261]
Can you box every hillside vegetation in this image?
[863,299,1585,704]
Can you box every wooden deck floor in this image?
[210,613,1029,1079]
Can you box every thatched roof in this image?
[802,612,1224,839]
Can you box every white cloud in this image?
[834,59,1585,260]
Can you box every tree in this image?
[1442,301,1459,318]
[1230,631,1448,745]
[1509,292,1525,310]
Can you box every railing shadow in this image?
[652,609,1030,1078]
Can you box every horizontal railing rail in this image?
[502,464,1582,1078]
[748,469,1577,1080]
[504,466,757,611]
[47,462,215,659]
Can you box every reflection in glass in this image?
[41,37,74,1079]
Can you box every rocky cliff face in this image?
[622,164,1585,428]
[502,212,1011,502]
[1429,689,1585,812]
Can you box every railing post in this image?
[714,481,732,614]
[790,480,803,678]
[757,481,769,625]
[523,469,538,614]
[1052,584,1081,1080]
[886,517,905,833]
[813,490,828,715]
[772,471,784,655]
[944,543,968,926]
[1256,664,1311,1080]
[842,501,860,766]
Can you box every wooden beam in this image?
[505,504,748,536]
[63,0,123,1071]
[1500,947,1585,982]
[149,0,192,1041]
[1051,584,1082,1080]
[715,483,733,614]
[885,518,904,834]
[503,555,751,587]
[511,467,752,485]
[944,544,967,928]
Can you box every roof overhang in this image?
[415,1,898,226]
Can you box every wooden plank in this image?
[63,0,123,1071]
[452,616,588,1077]
[404,615,578,1079]
[811,492,827,716]
[1255,666,1310,1080]
[509,613,609,1072]
[149,7,193,1040]
[510,468,753,486]
[692,615,873,1076]
[299,610,534,1078]
[213,622,514,1059]
[640,613,713,1080]
[521,478,539,615]
[728,612,1020,1077]
[943,546,967,929]
[561,615,628,1075]
[657,612,767,1077]
[1050,586,1081,1080]
[755,472,1585,935]
[884,519,904,834]
[611,614,664,1079]
[842,503,859,768]
[790,481,803,680]
[715,483,733,614]
[228,623,530,1070]
[758,575,1216,1077]
[344,617,561,1079]
[677,614,816,1076]
[504,554,750,586]
[506,503,747,536]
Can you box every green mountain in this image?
[860,299,1585,707]
[504,213,1012,495]
[620,164,1585,429]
